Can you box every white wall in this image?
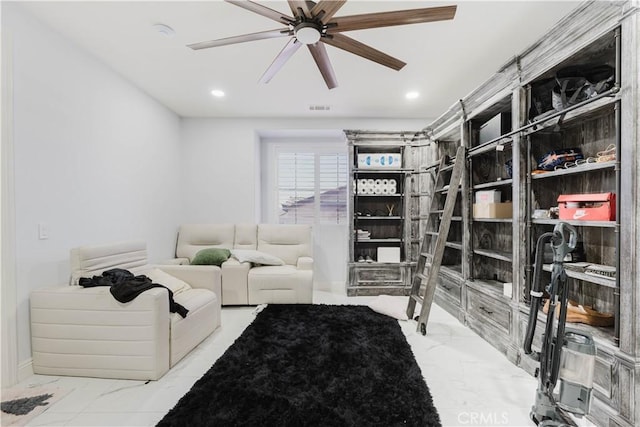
[180,118,427,289]
[3,3,183,368]
[2,2,430,379]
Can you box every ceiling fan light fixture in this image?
[295,23,321,45]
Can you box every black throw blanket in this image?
[79,268,188,317]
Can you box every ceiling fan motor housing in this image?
[294,22,322,44]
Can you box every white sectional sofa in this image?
[30,241,221,380]
[172,223,313,305]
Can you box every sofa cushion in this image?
[146,268,192,296]
[191,248,231,266]
[176,224,235,261]
[234,224,257,249]
[70,240,147,285]
[257,224,312,265]
[231,249,284,266]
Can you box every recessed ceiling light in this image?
[405,91,420,100]
[152,23,175,37]
[211,89,225,98]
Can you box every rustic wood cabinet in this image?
[344,131,426,296]
[422,2,639,426]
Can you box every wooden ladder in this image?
[407,145,465,335]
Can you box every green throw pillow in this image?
[191,248,231,266]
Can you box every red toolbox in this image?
[557,193,616,221]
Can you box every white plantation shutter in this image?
[278,153,315,224]
[319,154,348,224]
[276,151,347,225]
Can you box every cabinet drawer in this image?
[466,289,511,334]
[352,265,406,286]
[437,274,461,304]
[593,349,615,401]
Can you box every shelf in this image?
[532,218,616,228]
[353,168,413,173]
[468,136,514,157]
[440,264,462,279]
[530,160,615,179]
[525,95,618,136]
[446,241,463,250]
[542,264,617,288]
[472,217,513,223]
[521,304,617,350]
[466,279,509,301]
[355,238,402,244]
[355,194,403,197]
[473,178,513,190]
[355,216,402,220]
[349,261,412,267]
[473,248,512,262]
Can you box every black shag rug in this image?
[157,304,441,427]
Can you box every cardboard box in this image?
[473,202,513,219]
[475,190,501,203]
[557,193,615,221]
[377,247,400,263]
[357,153,402,169]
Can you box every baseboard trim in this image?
[18,358,33,382]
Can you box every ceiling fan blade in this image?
[310,0,347,24]
[307,42,338,89]
[322,33,405,71]
[287,0,312,18]
[226,0,295,25]
[188,28,291,50]
[328,5,457,33]
[259,38,303,84]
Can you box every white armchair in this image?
[30,241,221,380]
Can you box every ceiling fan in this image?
[188,0,457,89]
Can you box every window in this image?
[276,151,347,225]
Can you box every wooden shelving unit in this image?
[344,131,428,296]
[421,2,639,426]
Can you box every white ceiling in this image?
[19,1,581,119]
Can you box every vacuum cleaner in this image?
[524,222,596,426]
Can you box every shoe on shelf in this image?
[357,255,365,263]
[365,255,374,263]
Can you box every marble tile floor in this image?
[11,290,595,427]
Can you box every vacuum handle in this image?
[524,232,555,355]
[552,222,578,260]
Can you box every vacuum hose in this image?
[524,232,555,355]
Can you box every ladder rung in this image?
[420,252,433,259]
[430,209,444,214]
[425,231,438,237]
[415,272,428,281]
[410,294,424,304]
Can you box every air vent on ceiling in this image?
[309,105,331,111]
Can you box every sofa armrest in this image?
[297,256,314,271]
[154,265,222,301]
[30,285,170,380]
[159,258,190,265]
[220,258,250,305]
